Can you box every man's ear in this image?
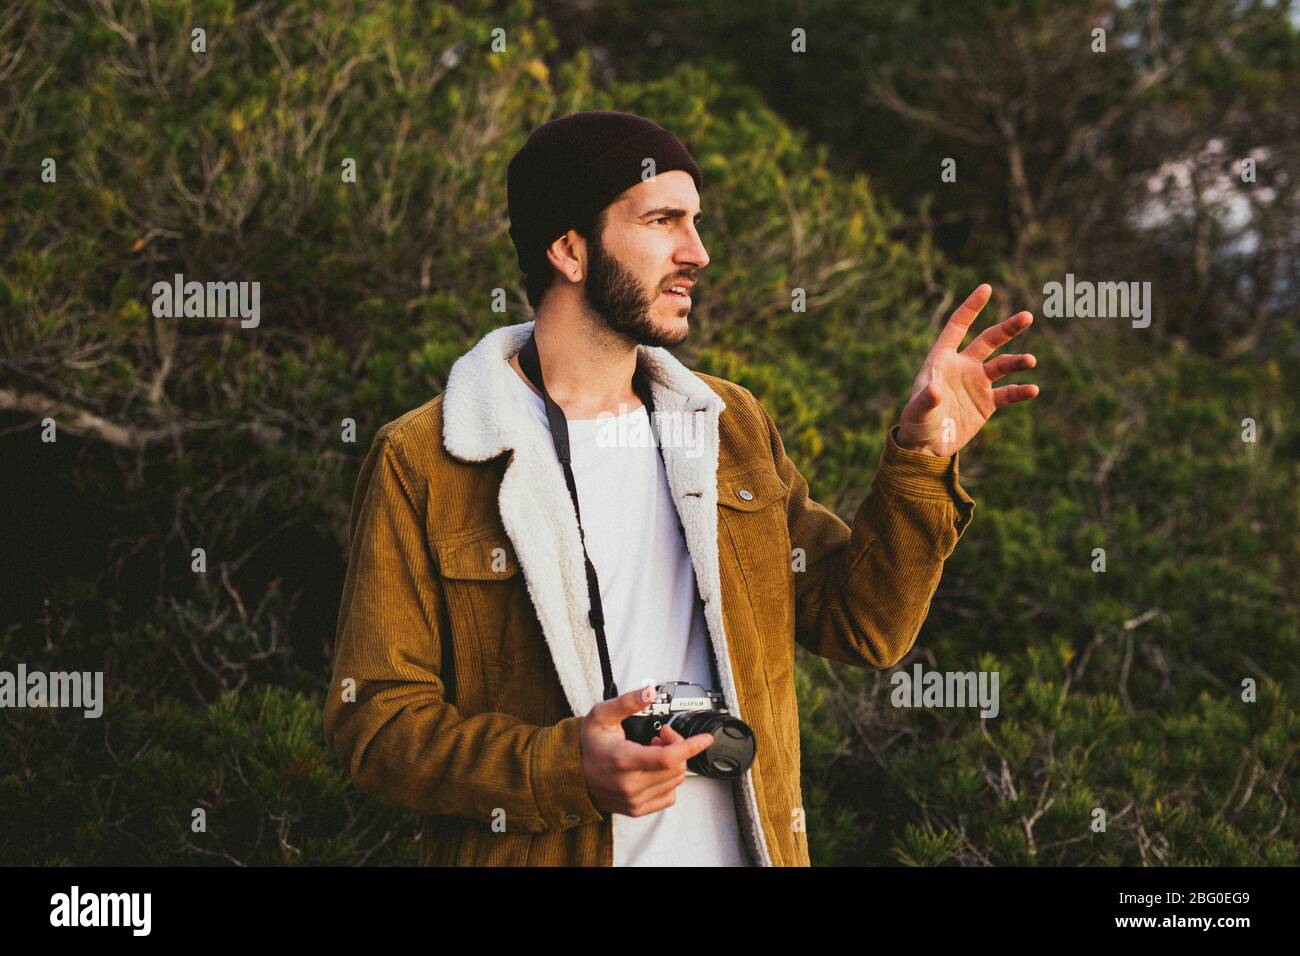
[546,229,585,284]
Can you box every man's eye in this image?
[653,217,670,225]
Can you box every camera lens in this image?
[669,711,756,778]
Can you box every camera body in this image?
[621,681,757,779]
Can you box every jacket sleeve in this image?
[764,409,977,668]
[323,429,604,833]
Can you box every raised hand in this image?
[895,284,1040,457]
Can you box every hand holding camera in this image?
[580,684,714,817]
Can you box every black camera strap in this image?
[517,332,728,707]
[517,329,721,703]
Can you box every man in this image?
[323,111,1039,866]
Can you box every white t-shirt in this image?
[506,365,751,867]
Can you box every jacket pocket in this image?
[717,465,788,514]
[435,528,554,717]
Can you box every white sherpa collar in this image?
[443,320,722,461]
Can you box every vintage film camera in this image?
[621,681,757,778]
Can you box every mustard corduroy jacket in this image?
[323,321,976,866]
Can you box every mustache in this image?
[660,276,697,289]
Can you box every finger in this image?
[909,368,940,409]
[626,790,680,818]
[636,769,688,804]
[657,724,685,745]
[614,738,686,774]
[613,743,687,784]
[619,730,713,772]
[632,764,687,789]
[933,284,993,352]
[983,352,1036,383]
[992,383,1040,408]
[964,311,1033,363]
[594,683,657,725]
[648,723,683,749]
[662,732,715,765]
[626,733,717,770]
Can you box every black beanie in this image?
[507,111,703,279]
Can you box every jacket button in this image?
[738,489,753,501]
[563,813,581,825]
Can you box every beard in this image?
[582,228,690,349]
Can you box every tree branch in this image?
[0,387,287,450]
[0,387,178,449]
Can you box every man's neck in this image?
[508,314,644,419]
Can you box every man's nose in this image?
[678,223,709,271]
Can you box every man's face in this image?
[580,170,708,348]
